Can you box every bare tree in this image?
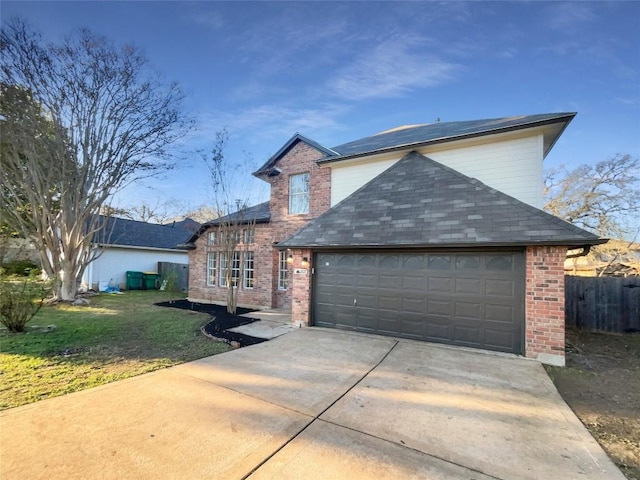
[546,154,640,276]
[0,19,191,300]
[544,154,639,238]
[203,129,259,315]
[100,198,189,224]
[183,204,221,224]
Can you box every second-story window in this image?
[289,172,310,214]
[243,228,254,244]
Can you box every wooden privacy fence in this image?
[157,262,189,292]
[565,276,640,332]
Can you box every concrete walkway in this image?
[231,308,295,339]
[0,329,624,480]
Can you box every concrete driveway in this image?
[0,328,623,480]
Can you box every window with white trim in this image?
[289,172,310,214]
[278,251,288,290]
[219,251,243,288]
[208,231,217,245]
[219,252,229,287]
[206,252,217,286]
[243,228,254,244]
[243,251,254,289]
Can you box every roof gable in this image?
[279,151,602,249]
[253,133,336,178]
[320,113,575,164]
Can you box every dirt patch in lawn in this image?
[155,300,268,347]
[545,329,640,479]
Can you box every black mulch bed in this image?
[154,299,268,347]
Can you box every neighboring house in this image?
[565,240,640,277]
[82,217,199,291]
[184,113,605,366]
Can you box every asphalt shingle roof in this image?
[206,201,271,226]
[96,216,199,250]
[182,201,271,246]
[279,152,603,249]
[321,113,575,163]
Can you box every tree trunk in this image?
[57,270,77,301]
[226,286,236,315]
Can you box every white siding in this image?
[82,247,188,290]
[330,133,544,208]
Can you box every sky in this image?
[2,1,640,224]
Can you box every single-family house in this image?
[184,113,605,366]
[82,217,199,291]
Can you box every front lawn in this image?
[0,291,231,410]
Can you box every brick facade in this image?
[187,137,572,366]
[525,245,567,366]
[290,248,313,326]
[187,139,331,310]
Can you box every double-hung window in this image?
[206,252,217,286]
[208,231,217,245]
[220,252,241,287]
[231,251,241,287]
[243,228,254,244]
[278,251,288,290]
[243,252,254,289]
[289,172,310,214]
[219,252,229,287]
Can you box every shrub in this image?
[1,260,40,277]
[0,277,51,332]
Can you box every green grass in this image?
[0,291,231,410]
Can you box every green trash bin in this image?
[126,271,144,290]
[142,272,160,290]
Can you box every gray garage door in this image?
[313,251,525,354]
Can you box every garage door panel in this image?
[378,317,402,333]
[453,324,482,346]
[428,299,452,316]
[401,296,425,314]
[426,321,453,341]
[378,295,401,311]
[402,317,426,338]
[356,294,377,309]
[379,274,399,289]
[455,301,482,320]
[402,274,426,291]
[335,311,356,328]
[313,251,524,354]
[485,279,514,297]
[428,277,452,293]
[357,273,377,288]
[484,329,515,352]
[485,304,514,323]
[356,310,378,330]
[336,273,356,286]
[455,278,482,295]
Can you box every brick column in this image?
[525,246,567,366]
[291,248,312,327]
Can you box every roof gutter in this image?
[317,114,577,166]
[275,238,607,251]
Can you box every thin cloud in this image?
[547,2,596,30]
[330,35,459,100]
[197,103,348,145]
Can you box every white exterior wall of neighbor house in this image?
[82,247,188,290]
[330,131,544,208]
